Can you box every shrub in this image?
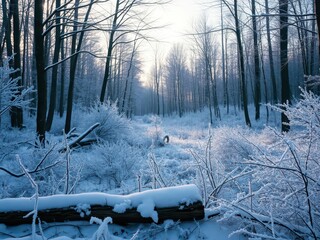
[75,101,133,143]
[80,141,145,191]
[213,89,320,239]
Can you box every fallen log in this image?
[0,185,204,226]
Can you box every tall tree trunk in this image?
[259,28,269,123]
[279,0,291,132]
[310,3,316,75]
[121,41,137,114]
[205,59,213,124]
[100,0,120,103]
[234,0,251,127]
[315,0,320,68]
[154,52,160,116]
[65,0,79,133]
[22,0,31,88]
[34,0,47,144]
[251,0,260,120]
[46,0,61,131]
[265,0,278,104]
[65,0,94,133]
[2,0,13,63]
[0,1,6,66]
[10,0,23,128]
[291,1,309,77]
[221,1,229,114]
[59,8,67,118]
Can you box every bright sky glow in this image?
[140,0,213,83]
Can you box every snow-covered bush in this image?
[80,140,145,191]
[215,89,320,239]
[191,126,256,207]
[75,101,133,143]
[0,143,66,198]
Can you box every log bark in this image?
[0,185,204,226]
[0,201,204,226]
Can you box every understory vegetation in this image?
[0,88,319,239]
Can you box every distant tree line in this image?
[0,0,319,143]
[146,0,319,132]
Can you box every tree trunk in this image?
[251,0,261,120]
[2,0,13,65]
[279,0,291,132]
[234,0,251,127]
[310,3,316,75]
[9,0,23,128]
[121,41,137,114]
[59,15,66,118]
[34,0,47,144]
[65,0,94,133]
[46,0,61,131]
[315,0,320,68]
[265,0,278,104]
[0,201,204,226]
[22,0,31,88]
[100,0,120,103]
[0,186,204,226]
[0,8,5,66]
[221,1,229,114]
[65,0,79,133]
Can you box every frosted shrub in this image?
[218,89,320,239]
[0,143,70,197]
[191,126,255,207]
[76,101,132,143]
[82,141,145,190]
[147,115,165,147]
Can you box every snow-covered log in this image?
[0,185,204,226]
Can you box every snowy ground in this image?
[0,105,282,240]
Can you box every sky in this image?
[140,0,214,83]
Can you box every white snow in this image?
[0,184,201,213]
[3,101,315,239]
[136,198,158,223]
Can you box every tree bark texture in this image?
[46,0,61,131]
[279,0,291,132]
[0,201,204,226]
[100,0,120,103]
[10,0,23,128]
[65,0,94,133]
[251,0,261,120]
[315,0,320,61]
[34,0,47,143]
[234,0,251,127]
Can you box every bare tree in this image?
[34,0,47,143]
[46,0,62,131]
[279,0,291,132]
[265,0,278,104]
[315,0,320,67]
[251,0,261,120]
[65,0,95,133]
[99,0,168,103]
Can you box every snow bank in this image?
[0,184,202,213]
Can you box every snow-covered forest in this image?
[1,0,320,239]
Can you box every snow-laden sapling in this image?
[0,57,33,127]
